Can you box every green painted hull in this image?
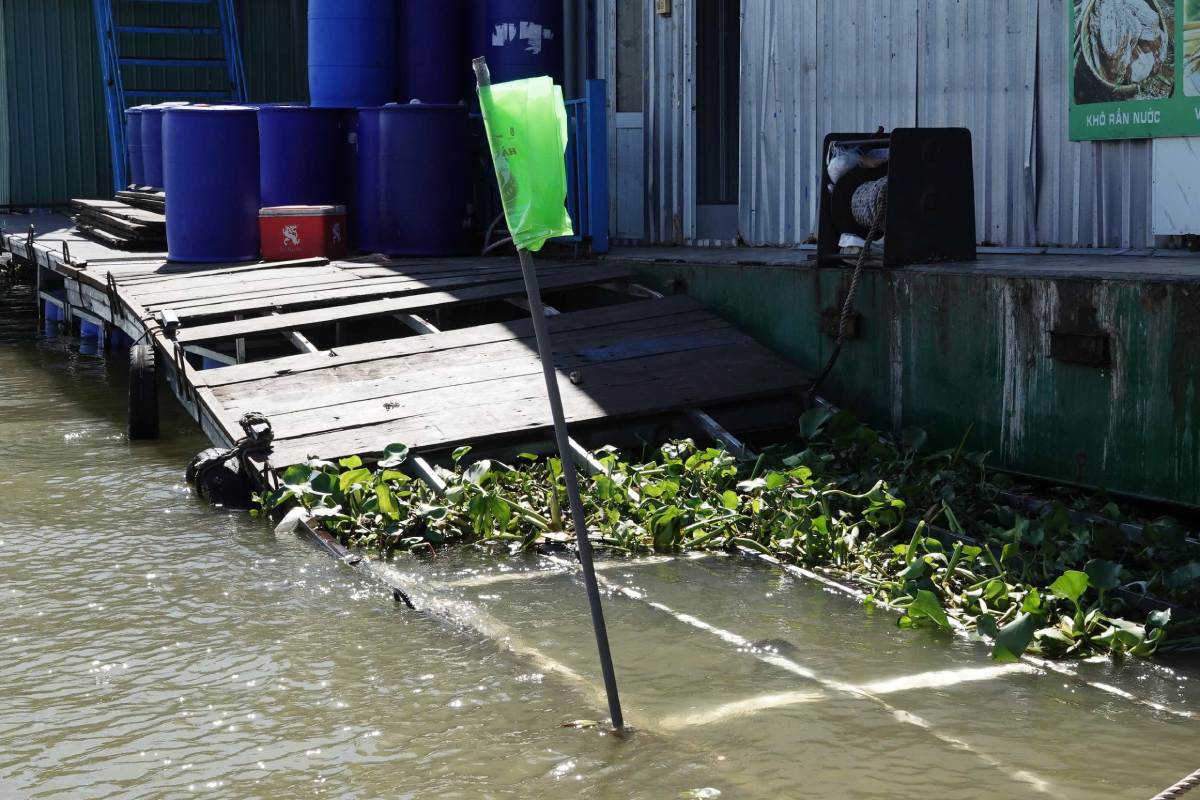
[631,257,1200,506]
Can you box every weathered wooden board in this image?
[263,340,801,466]
[198,296,704,387]
[149,263,586,319]
[174,265,634,344]
[216,318,742,419]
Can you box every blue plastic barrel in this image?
[258,106,352,207]
[376,103,473,256]
[396,0,470,103]
[43,299,62,322]
[481,0,564,85]
[352,107,386,253]
[139,103,188,190]
[308,0,396,108]
[163,106,261,263]
[125,107,147,187]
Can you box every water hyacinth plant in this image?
[257,408,1198,662]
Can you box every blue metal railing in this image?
[561,79,610,253]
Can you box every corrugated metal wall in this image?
[239,0,308,104]
[644,3,690,244]
[643,0,1154,248]
[2,0,112,208]
[2,0,308,208]
[0,7,10,207]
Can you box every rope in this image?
[1151,767,1200,800]
[805,189,886,401]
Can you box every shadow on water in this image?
[0,281,1197,799]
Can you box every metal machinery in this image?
[816,127,977,268]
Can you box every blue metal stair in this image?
[93,0,248,191]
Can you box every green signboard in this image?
[1069,0,1200,140]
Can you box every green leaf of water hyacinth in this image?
[1049,570,1089,605]
[992,612,1039,662]
[378,443,410,468]
[901,590,949,630]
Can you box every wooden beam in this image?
[174,265,634,345]
[397,314,440,335]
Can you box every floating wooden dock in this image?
[2,213,804,487]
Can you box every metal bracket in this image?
[158,309,181,340]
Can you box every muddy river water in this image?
[1,285,1198,799]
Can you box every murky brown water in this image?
[2,283,1198,799]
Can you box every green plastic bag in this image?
[477,76,574,252]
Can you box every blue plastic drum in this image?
[376,103,473,256]
[163,106,261,263]
[258,106,352,207]
[352,107,386,253]
[308,0,396,108]
[125,107,147,187]
[396,0,470,103]
[481,0,564,85]
[139,103,188,190]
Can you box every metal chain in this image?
[1151,767,1200,800]
[805,191,885,401]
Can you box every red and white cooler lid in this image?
[259,205,347,218]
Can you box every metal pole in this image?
[473,57,624,732]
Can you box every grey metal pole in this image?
[473,57,624,733]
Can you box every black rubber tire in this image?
[128,343,159,440]
[187,447,254,509]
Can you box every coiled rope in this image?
[806,188,886,401]
[1151,767,1200,800]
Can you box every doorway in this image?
[695,0,740,243]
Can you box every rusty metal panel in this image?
[629,256,1200,505]
[917,0,1039,246]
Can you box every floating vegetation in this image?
[258,410,1199,662]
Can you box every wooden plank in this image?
[122,266,349,302]
[134,271,367,308]
[215,317,741,418]
[174,264,634,344]
[113,256,329,283]
[262,342,801,466]
[149,263,586,319]
[71,198,165,225]
[198,296,703,387]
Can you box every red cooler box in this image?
[259,205,347,261]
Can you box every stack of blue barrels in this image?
[135,0,563,263]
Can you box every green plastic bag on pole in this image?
[477,76,574,252]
